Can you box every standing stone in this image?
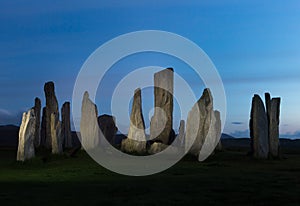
[121,88,146,154]
[80,91,100,150]
[250,95,269,159]
[199,110,222,161]
[268,97,281,157]
[32,97,41,148]
[186,88,213,156]
[17,109,36,161]
[40,107,46,147]
[98,114,118,145]
[44,81,59,149]
[61,102,72,148]
[150,68,174,144]
[51,113,62,154]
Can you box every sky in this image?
[0,0,300,138]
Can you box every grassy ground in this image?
[0,148,300,206]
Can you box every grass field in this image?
[0,147,300,206]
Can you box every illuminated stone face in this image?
[17,109,36,161]
[150,68,174,145]
[51,113,62,155]
[80,91,100,150]
[186,88,213,156]
[121,88,146,154]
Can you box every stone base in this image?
[148,142,184,156]
[121,138,146,154]
[148,142,168,154]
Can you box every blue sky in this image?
[0,0,300,138]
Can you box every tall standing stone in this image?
[51,113,62,154]
[150,68,174,145]
[98,114,118,145]
[268,97,281,157]
[121,88,146,154]
[186,88,213,156]
[61,102,72,148]
[250,95,269,159]
[17,109,36,161]
[80,91,100,150]
[32,97,41,148]
[44,81,59,149]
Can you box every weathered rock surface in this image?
[198,110,222,161]
[147,121,185,155]
[40,107,46,147]
[150,68,174,145]
[61,102,72,148]
[250,95,269,159]
[176,120,185,148]
[121,138,147,154]
[51,113,62,154]
[268,97,281,157]
[80,91,100,150]
[186,88,213,156]
[44,81,59,149]
[148,142,168,154]
[148,142,181,155]
[32,97,41,148]
[98,114,118,145]
[17,109,36,161]
[127,88,146,142]
[121,88,146,153]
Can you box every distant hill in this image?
[0,126,299,154]
[221,133,235,139]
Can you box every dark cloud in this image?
[231,121,244,125]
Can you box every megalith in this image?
[121,88,146,154]
[150,68,174,145]
[80,91,100,150]
[250,95,269,159]
[17,109,36,161]
[61,102,72,148]
[44,81,59,149]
